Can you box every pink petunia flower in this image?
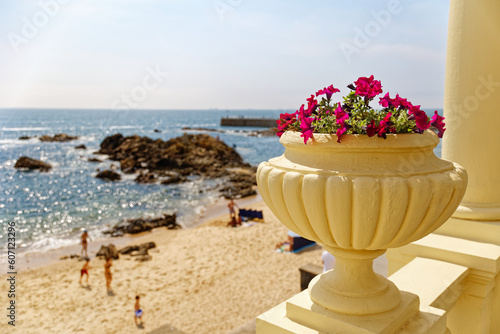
[409,105,430,131]
[365,120,378,137]
[430,110,446,138]
[334,105,349,143]
[299,116,315,144]
[315,85,340,100]
[354,75,383,100]
[377,112,393,138]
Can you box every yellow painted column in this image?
[437,0,500,244]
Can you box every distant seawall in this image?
[220,117,276,128]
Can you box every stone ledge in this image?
[389,257,468,311]
[397,234,500,274]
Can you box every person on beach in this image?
[79,258,92,286]
[134,295,144,326]
[227,199,238,220]
[104,256,113,293]
[80,230,92,257]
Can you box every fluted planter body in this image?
[257,130,467,315]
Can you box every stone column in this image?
[436,0,500,244]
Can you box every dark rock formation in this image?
[96,170,121,181]
[119,242,156,256]
[96,244,119,259]
[219,170,257,199]
[88,157,103,163]
[60,254,86,261]
[14,156,52,171]
[39,133,78,142]
[135,171,157,184]
[120,157,138,173]
[75,144,87,149]
[154,129,162,133]
[96,133,257,197]
[103,214,179,237]
[19,136,31,140]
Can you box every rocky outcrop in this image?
[75,144,87,149]
[219,170,257,199]
[19,136,32,140]
[118,242,156,256]
[14,156,52,171]
[96,244,119,259]
[96,170,121,181]
[96,133,257,197]
[88,157,103,163]
[39,134,78,142]
[103,214,179,237]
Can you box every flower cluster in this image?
[276,75,446,144]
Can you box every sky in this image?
[0,0,450,110]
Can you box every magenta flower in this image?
[276,112,298,137]
[299,116,315,144]
[396,95,413,109]
[380,93,414,110]
[315,85,340,100]
[365,120,378,137]
[306,95,318,115]
[299,104,307,116]
[430,110,446,138]
[409,105,430,131]
[354,75,383,100]
[273,76,445,143]
[378,112,393,138]
[334,105,349,143]
[379,93,392,108]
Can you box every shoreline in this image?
[13,193,263,272]
[1,199,323,334]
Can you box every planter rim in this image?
[280,129,439,149]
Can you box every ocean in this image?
[0,108,442,255]
[0,109,284,254]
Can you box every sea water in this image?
[0,108,441,254]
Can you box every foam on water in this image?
[2,127,52,131]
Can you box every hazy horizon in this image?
[0,0,450,110]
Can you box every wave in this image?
[109,125,142,130]
[2,127,52,131]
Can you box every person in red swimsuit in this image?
[79,258,92,286]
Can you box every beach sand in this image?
[0,200,325,334]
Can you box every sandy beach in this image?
[0,200,325,334]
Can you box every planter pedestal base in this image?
[309,248,401,315]
[257,289,448,334]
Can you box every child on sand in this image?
[79,258,92,286]
[134,295,143,326]
[104,256,113,293]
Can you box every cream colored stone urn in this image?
[257,130,467,315]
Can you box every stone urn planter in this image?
[257,130,467,315]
